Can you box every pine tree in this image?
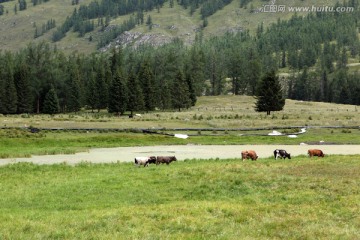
[18,0,26,11]
[172,69,190,111]
[185,72,197,106]
[320,70,328,102]
[138,60,156,111]
[247,59,261,95]
[292,68,308,100]
[86,71,97,112]
[14,61,32,113]
[3,72,18,114]
[254,71,285,115]
[66,62,82,113]
[339,83,351,104]
[127,71,144,116]
[95,63,110,112]
[43,85,60,114]
[1,53,17,114]
[146,15,152,30]
[108,69,128,115]
[337,47,348,69]
[188,47,205,96]
[110,47,123,74]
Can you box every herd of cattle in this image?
[134,149,325,167]
[134,156,177,167]
[241,148,325,161]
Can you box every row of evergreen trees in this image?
[0,0,51,15]
[34,18,56,38]
[0,42,197,115]
[1,1,360,115]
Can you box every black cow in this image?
[274,149,291,160]
[156,156,177,165]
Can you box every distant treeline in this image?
[0,1,360,115]
[0,0,50,15]
[31,0,50,5]
[0,41,197,115]
[34,18,56,38]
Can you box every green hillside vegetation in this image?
[0,156,359,239]
[0,0,348,53]
[0,0,95,53]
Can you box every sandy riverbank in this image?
[1,144,359,166]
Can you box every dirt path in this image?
[1,145,360,166]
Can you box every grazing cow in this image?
[274,149,291,160]
[134,156,157,167]
[241,150,258,161]
[241,151,248,160]
[156,156,177,165]
[308,149,325,158]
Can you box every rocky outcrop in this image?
[100,31,173,51]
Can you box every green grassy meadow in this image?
[0,156,359,239]
[0,96,359,158]
[0,127,359,159]
[1,96,359,130]
[0,97,359,239]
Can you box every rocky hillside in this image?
[0,0,349,54]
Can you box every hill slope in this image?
[0,0,345,54]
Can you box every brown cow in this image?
[241,151,248,160]
[241,150,258,161]
[156,156,177,165]
[308,149,325,158]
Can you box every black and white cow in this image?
[134,156,157,167]
[273,149,291,160]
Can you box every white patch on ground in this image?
[174,134,189,139]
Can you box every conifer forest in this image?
[0,0,359,115]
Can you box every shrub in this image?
[341,129,351,133]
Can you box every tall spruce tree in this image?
[43,85,60,114]
[108,69,128,115]
[1,53,17,114]
[127,71,144,116]
[185,72,197,106]
[95,63,110,112]
[86,71,97,112]
[188,47,205,96]
[138,60,156,111]
[254,71,285,115]
[14,61,32,113]
[66,62,82,113]
[172,69,190,111]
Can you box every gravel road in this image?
[1,144,360,166]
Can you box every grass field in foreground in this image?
[0,156,359,239]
